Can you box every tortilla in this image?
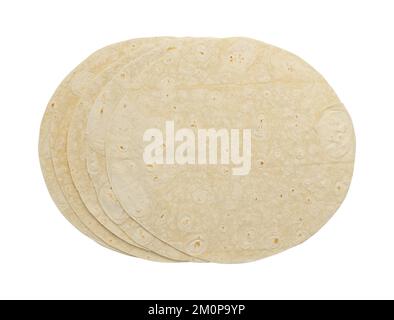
[47,40,174,262]
[105,37,355,263]
[69,37,199,261]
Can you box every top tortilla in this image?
[105,37,355,263]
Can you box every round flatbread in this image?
[105,37,355,263]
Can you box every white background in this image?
[0,0,393,300]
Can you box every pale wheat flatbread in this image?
[105,37,355,263]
